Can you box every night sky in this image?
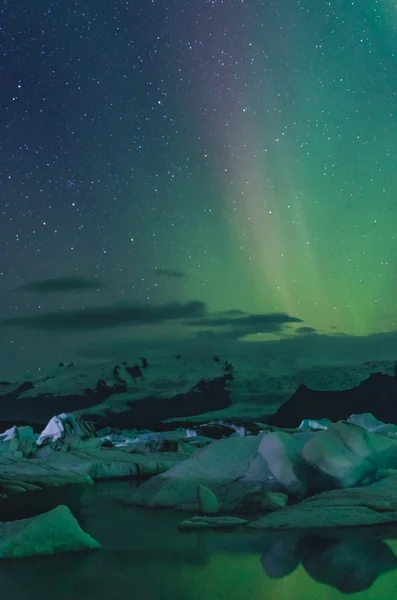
[1,0,397,375]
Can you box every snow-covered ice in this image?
[2,354,396,427]
[37,412,96,446]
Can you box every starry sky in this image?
[1,0,397,375]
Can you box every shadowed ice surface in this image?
[1,480,397,599]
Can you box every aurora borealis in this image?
[1,0,397,373]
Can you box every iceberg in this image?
[178,516,248,530]
[125,434,271,511]
[126,415,397,513]
[36,413,99,451]
[0,425,36,458]
[4,409,397,532]
[0,505,100,558]
[249,476,397,529]
[301,421,397,488]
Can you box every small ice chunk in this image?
[197,484,219,514]
[297,418,332,431]
[179,516,248,529]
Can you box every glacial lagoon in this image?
[2,480,397,600]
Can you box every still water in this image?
[1,480,397,599]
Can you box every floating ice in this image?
[0,505,100,558]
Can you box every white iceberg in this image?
[297,418,333,431]
[37,413,99,451]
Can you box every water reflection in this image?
[2,480,397,599]
[260,531,397,593]
[0,553,91,600]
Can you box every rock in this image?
[0,505,101,558]
[0,359,233,429]
[80,373,234,430]
[197,484,219,514]
[268,372,397,428]
[178,516,248,530]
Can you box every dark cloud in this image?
[1,300,206,331]
[15,276,102,293]
[295,326,318,335]
[187,312,302,329]
[253,329,397,366]
[73,326,397,367]
[214,309,248,317]
[153,268,187,278]
[185,311,303,339]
